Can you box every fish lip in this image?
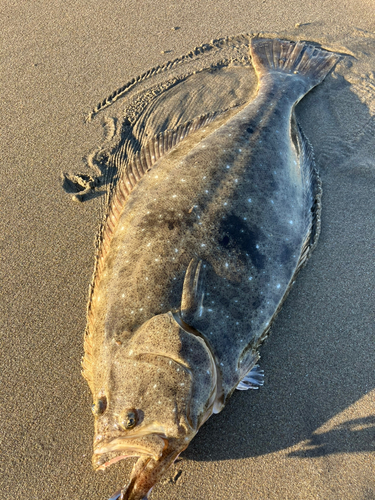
[94,431,167,450]
[93,433,168,471]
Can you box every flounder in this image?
[80,38,339,499]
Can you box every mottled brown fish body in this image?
[82,39,339,500]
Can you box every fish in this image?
[81,38,339,500]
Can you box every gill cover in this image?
[124,310,217,431]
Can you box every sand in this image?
[1,1,374,499]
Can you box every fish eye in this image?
[120,409,138,430]
[91,396,107,416]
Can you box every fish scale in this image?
[81,38,339,500]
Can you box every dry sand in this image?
[1,1,374,499]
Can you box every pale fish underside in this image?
[66,36,339,500]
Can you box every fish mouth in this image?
[113,438,191,500]
[94,432,195,499]
[93,434,168,471]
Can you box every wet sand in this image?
[1,1,374,499]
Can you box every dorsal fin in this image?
[82,113,218,385]
[298,122,322,253]
[102,112,218,261]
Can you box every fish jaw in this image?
[92,433,168,470]
[93,431,196,500]
[117,438,192,500]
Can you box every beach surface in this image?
[1,1,374,499]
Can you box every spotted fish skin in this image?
[82,39,339,500]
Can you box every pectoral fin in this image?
[236,364,264,390]
[180,258,205,323]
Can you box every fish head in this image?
[91,312,217,498]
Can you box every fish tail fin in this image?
[250,38,340,89]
